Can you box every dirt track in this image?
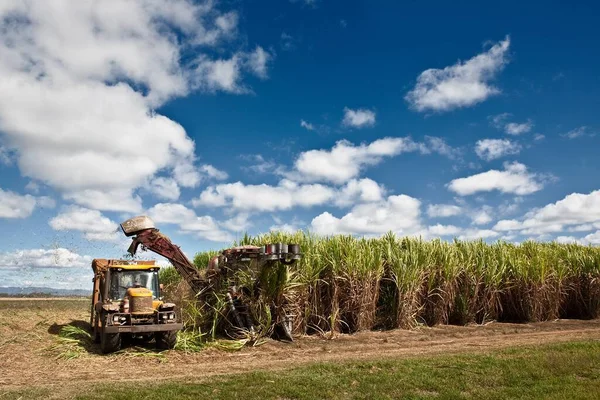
[1,299,600,396]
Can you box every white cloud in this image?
[147,203,232,242]
[471,207,493,225]
[199,164,228,181]
[290,137,424,184]
[406,36,510,112]
[475,139,521,161]
[448,162,543,196]
[534,133,545,141]
[64,189,143,213]
[0,144,14,165]
[0,1,268,211]
[280,32,295,51]
[246,46,272,79]
[426,224,461,237]
[489,114,534,136]
[36,196,56,209]
[566,222,600,232]
[193,177,387,213]
[457,228,499,241]
[300,120,315,131]
[243,155,278,174]
[555,231,600,245]
[505,121,533,135]
[423,136,462,160]
[493,190,600,235]
[342,107,376,128]
[0,248,92,269]
[0,188,53,219]
[427,204,462,218]
[561,126,593,139]
[270,216,304,233]
[270,223,302,233]
[335,179,385,207]
[49,206,120,242]
[489,113,511,129]
[221,214,252,232]
[193,179,335,211]
[149,177,181,201]
[195,178,387,212]
[311,195,422,236]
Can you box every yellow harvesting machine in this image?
[90,259,182,353]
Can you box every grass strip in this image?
[8,340,593,400]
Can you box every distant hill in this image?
[0,286,90,297]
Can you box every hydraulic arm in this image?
[120,216,302,340]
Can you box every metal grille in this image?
[130,296,153,314]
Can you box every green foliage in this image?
[171,232,600,339]
[158,266,180,287]
[66,340,600,400]
[193,250,219,270]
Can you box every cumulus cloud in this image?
[406,36,510,112]
[426,224,461,237]
[193,178,383,212]
[146,203,233,242]
[493,190,600,235]
[457,228,499,241]
[221,214,252,232]
[49,206,120,242]
[489,114,534,135]
[554,233,600,245]
[270,216,304,233]
[475,139,521,161]
[0,248,92,269]
[448,162,543,196]
[0,188,54,219]
[505,121,533,135]
[561,126,594,139]
[427,204,463,218]
[64,189,143,213]
[149,177,181,201]
[199,165,229,181]
[300,120,315,131]
[0,1,266,211]
[311,195,422,236]
[422,136,462,160]
[342,107,376,128]
[470,207,493,225]
[246,46,272,79]
[289,137,425,184]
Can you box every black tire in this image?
[100,331,121,354]
[155,330,177,350]
[93,313,101,344]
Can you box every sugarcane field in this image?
[1,1,600,399]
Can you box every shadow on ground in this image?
[48,320,163,354]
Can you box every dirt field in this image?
[1,298,600,398]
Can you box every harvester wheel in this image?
[155,331,177,350]
[100,331,121,354]
[93,313,101,343]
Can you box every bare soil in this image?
[1,299,600,397]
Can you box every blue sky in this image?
[0,0,599,290]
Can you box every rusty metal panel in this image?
[120,215,156,237]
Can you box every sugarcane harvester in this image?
[120,216,302,341]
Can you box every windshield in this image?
[109,270,159,300]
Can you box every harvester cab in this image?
[90,258,182,354]
[119,215,302,341]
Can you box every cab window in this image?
[109,270,159,300]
